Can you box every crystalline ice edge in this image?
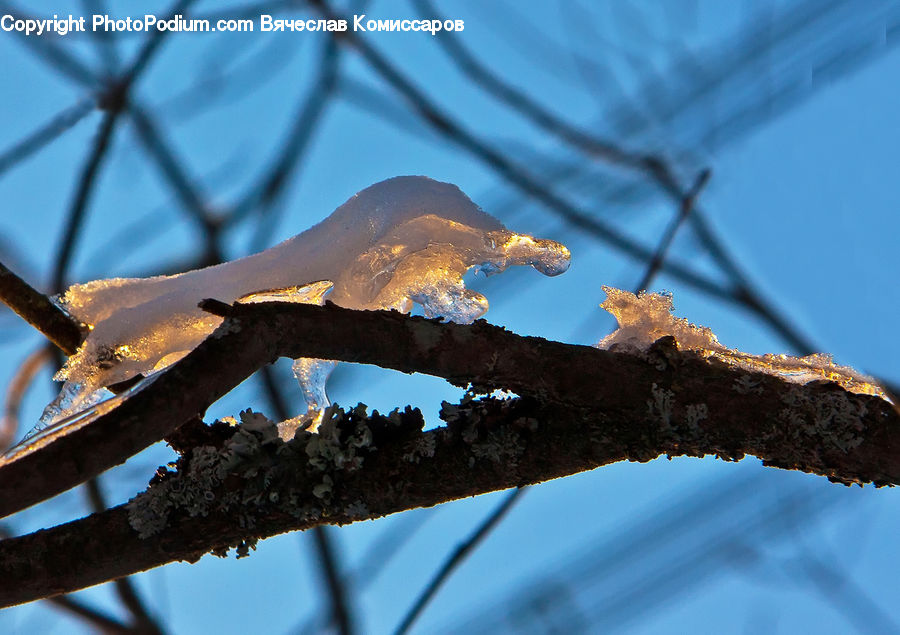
[35,176,570,435]
[596,286,887,399]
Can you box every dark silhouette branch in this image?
[0,301,895,607]
[1,301,897,521]
[260,364,356,635]
[0,96,97,178]
[634,168,711,293]
[51,108,120,293]
[0,261,86,355]
[0,348,895,607]
[394,487,523,635]
[84,478,164,635]
[1,346,52,450]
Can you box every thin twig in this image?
[0,261,85,354]
[80,0,119,74]
[46,595,134,634]
[394,488,524,634]
[227,33,340,234]
[0,1,98,85]
[84,479,164,635]
[0,97,97,178]
[414,0,646,169]
[51,109,120,293]
[259,366,356,635]
[126,106,221,263]
[310,525,355,635]
[51,0,198,294]
[1,346,52,451]
[634,168,711,293]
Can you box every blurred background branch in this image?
[0,0,897,632]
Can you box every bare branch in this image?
[0,97,97,178]
[310,525,355,635]
[1,346,52,450]
[634,168,711,293]
[0,300,895,523]
[0,341,895,608]
[51,109,120,293]
[394,487,523,635]
[0,261,86,355]
[84,478,164,635]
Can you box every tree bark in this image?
[0,301,896,607]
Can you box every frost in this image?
[598,286,721,352]
[34,176,570,433]
[597,286,887,399]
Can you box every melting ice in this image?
[38,176,570,433]
[596,286,886,398]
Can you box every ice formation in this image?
[38,176,570,433]
[596,286,887,398]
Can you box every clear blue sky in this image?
[0,1,897,633]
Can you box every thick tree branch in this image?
[0,351,896,608]
[0,301,897,524]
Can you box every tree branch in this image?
[0,301,896,523]
[0,261,86,355]
[0,301,895,606]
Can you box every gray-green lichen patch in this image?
[779,385,868,453]
[647,382,675,429]
[440,394,535,469]
[641,382,713,457]
[127,404,424,549]
[402,434,436,463]
[684,402,708,435]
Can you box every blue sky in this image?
[0,1,898,633]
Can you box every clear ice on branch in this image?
[37,176,571,436]
[596,286,887,399]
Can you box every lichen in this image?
[402,434,436,463]
[779,386,868,453]
[344,501,369,520]
[469,427,525,467]
[684,403,709,434]
[126,403,424,548]
[647,382,675,429]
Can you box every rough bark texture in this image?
[0,301,897,607]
